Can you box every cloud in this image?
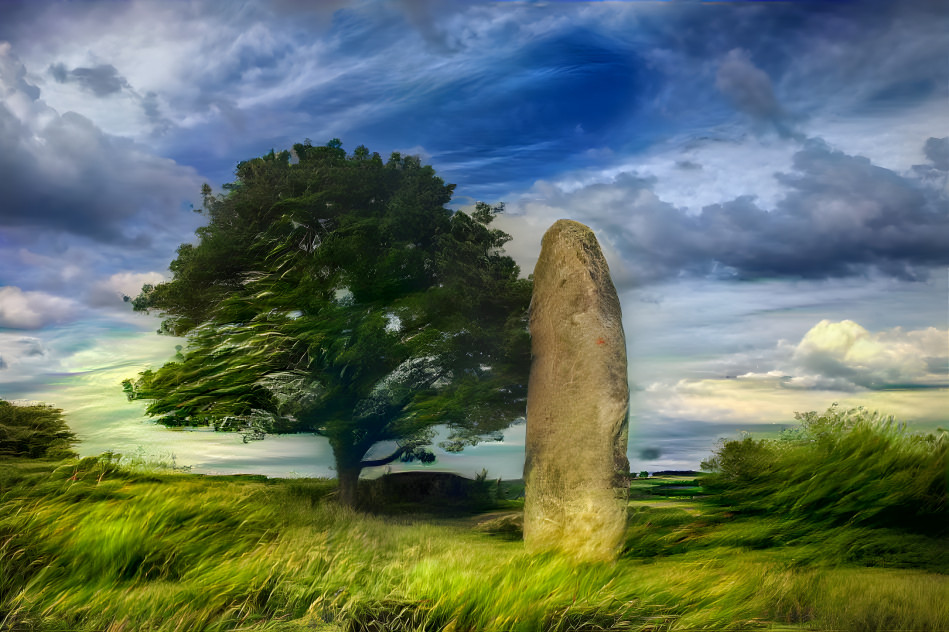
[0,43,203,245]
[504,137,949,285]
[393,0,459,52]
[716,49,782,122]
[715,48,802,140]
[682,318,947,394]
[86,271,167,308]
[16,337,46,357]
[924,137,949,171]
[634,316,947,433]
[0,336,48,375]
[790,319,947,391]
[0,287,79,329]
[49,62,130,96]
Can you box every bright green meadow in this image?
[1,406,947,631]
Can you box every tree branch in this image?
[360,445,409,468]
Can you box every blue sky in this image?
[0,0,946,478]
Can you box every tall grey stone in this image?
[523,219,630,561]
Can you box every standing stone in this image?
[523,219,630,561]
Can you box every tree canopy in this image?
[124,140,532,506]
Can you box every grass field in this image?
[1,454,946,631]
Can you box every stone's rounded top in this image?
[535,219,616,295]
[541,219,599,252]
[547,218,592,234]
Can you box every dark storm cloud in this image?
[685,141,948,281]
[49,62,130,96]
[715,48,802,140]
[0,48,202,246]
[716,48,782,122]
[924,137,949,171]
[516,139,948,285]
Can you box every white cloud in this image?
[86,271,168,308]
[792,319,947,390]
[629,312,948,439]
[0,286,79,329]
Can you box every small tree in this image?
[125,141,531,507]
[0,400,77,459]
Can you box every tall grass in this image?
[2,451,947,631]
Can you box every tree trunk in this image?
[336,462,362,509]
[333,443,409,509]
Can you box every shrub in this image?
[701,405,948,534]
[0,400,77,459]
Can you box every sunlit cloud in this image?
[790,319,947,390]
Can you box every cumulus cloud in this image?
[710,318,947,393]
[0,43,203,245]
[633,316,947,438]
[0,287,79,329]
[790,319,947,390]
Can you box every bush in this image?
[0,400,77,459]
[701,405,947,534]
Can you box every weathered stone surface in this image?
[523,219,630,561]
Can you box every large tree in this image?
[124,140,531,506]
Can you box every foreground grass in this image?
[1,459,947,631]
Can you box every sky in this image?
[0,0,946,479]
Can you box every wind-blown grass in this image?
[1,449,947,631]
[701,405,948,534]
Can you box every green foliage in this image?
[701,405,948,533]
[125,140,532,505]
[0,400,77,460]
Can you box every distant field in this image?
[1,458,946,631]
